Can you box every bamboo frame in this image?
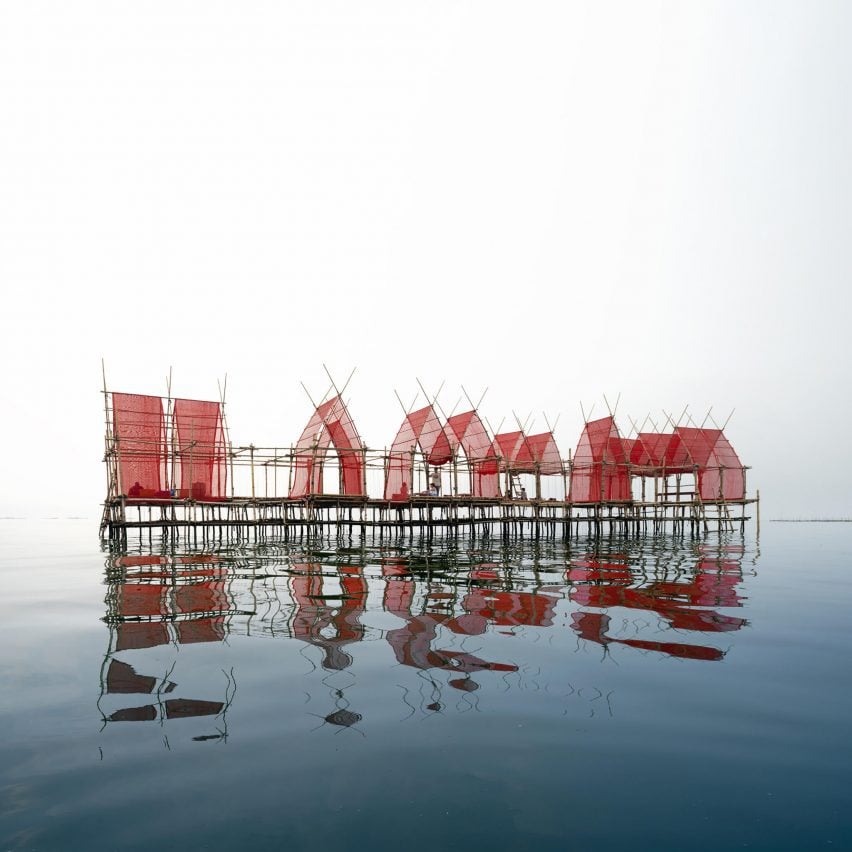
[100,379,755,541]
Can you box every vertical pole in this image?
[250,445,256,500]
[189,420,194,502]
[101,362,117,500]
[362,446,367,496]
[453,450,458,497]
[171,401,179,498]
[756,488,760,537]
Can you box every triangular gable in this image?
[493,431,525,471]
[675,428,745,500]
[445,410,500,497]
[524,432,563,475]
[674,427,719,467]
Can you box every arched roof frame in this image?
[384,404,451,500]
[445,410,500,498]
[289,395,365,498]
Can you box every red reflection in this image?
[568,551,747,661]
[290,563,369,670]
[571,611,724,662]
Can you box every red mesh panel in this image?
[290,407,331,496]
[664,433,693,473]
[705,431,745,500]
[290,396,364,497]
[570,417,630,502]
[522,432,563,475]
[112,393,166,496]
[384,405,451,499]
[173,399,227,500]
[493,431,524,471]
[625,432,674,475]
[674,427,717,467]
[675,428,745,500]
[446,411,500,497]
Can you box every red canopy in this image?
[445,410,500,497]
[290,395,365,497]
[173,398,227,499]
[570,416,631,502]
[112,392,167,497]
[384,404,451,499]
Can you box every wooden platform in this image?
[101,494,757,543]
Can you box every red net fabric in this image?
[664,432,694,473]
[570,416,631,502]
[290,396,365,498]
[173,399,227,499]
[112,393,167,497]
[445,411,500,497]
[706,431,745,500]
[519,432,563,475]
[384,405,451,499]
[290,407,331,496]
[493,431,524,471]
[675,427,745,500]
[621,437,638,466]
[630,432,673,472]
[673,427,716,467]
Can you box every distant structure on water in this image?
[100,370,756,542]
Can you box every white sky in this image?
[1,2,849,519]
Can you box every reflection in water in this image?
[100,537,754,740]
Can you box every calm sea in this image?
[1,519,850,851]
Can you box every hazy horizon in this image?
[2,2,849,520]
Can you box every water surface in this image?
[1,520,850,850]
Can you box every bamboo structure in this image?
[100,375,756,544]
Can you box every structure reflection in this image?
[100,538,752,736]
[99,554,236,738]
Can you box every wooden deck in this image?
[101,494,757,543]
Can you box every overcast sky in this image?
[1,1,849,519]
